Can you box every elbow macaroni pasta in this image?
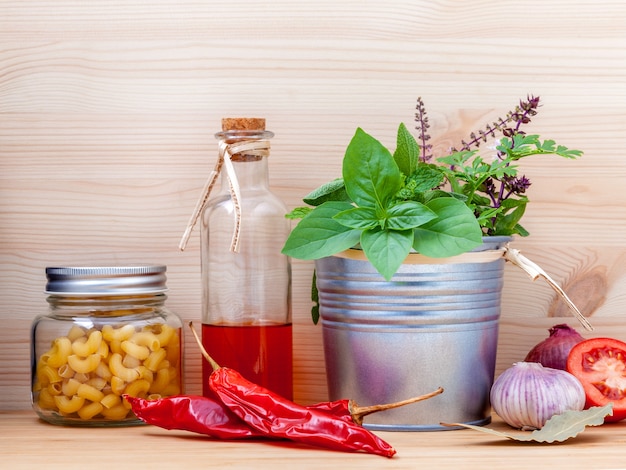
[77,401,104,420]
[67,325,86,342]
[120,340,150,361]
[33,322,181,422]
[77,383,105,403]
[71,330,103,357]
[46,337,72,368]
[124,379,151,397]
[67,354,101,374]
[131,331,160,351]
[144,348,167,372]
[109,353,141,383]
[102,324,136,342]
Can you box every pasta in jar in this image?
[31,266,183,426]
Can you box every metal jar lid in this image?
[45,265,168,295]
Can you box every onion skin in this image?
[490,362,585,430]
[524,324,585,370]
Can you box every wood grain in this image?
[2,0,626,412]
[2,410,626,469]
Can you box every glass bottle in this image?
[200,118,293,399]
[31,265,183,426]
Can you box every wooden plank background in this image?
[2,0,626,411]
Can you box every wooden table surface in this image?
[2,411,625,469]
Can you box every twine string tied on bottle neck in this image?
[178,139,271,252]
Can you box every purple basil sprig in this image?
[413,95,581,236]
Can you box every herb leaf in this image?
[393,122,420,176]
[497,135,583,160]
[281,201,361,260]
[492,197,528,235]
[310,271,320,325]
[302,178,349,206]
[360,227,414,280]
[285,206,313,220]
[343,128,402,208]
[412,197,483,257]
[385,201,437,230]
[442,404,613,443]
[395,164,445,201]
[333,206,380,230]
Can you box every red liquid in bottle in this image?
[202,323,293,400]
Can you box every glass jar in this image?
[200,118,293,399]
[31,265,183,426]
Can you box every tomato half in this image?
[566,337,626,422]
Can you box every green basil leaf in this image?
[412,197,483,257]
[333,206,380,230]
[343,128,402,208]
[385,201,437,230]
[360,227,414,281]
[393,122,419,176]
[302,178,350,206]
[281,201,361,260]
[425,189,468,204]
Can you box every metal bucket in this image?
[315,237,510,431]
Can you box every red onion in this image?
[524,323,585,370]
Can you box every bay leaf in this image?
[441,404,613,443]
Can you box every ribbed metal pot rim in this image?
[45,265,168,295]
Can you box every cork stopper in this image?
[221,117,266,131]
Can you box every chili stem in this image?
[188,321,221,371]
[350,387,444,425]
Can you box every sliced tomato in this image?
[566,337,626,422]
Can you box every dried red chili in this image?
[211,366,397,457]
[125,394,265,440]
[127,389,443,441]
[188,323,397,458]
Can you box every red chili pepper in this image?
[127,389,443,441]
[211,366,397,458]
[125,394,266,440]
[187,323,397,457]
